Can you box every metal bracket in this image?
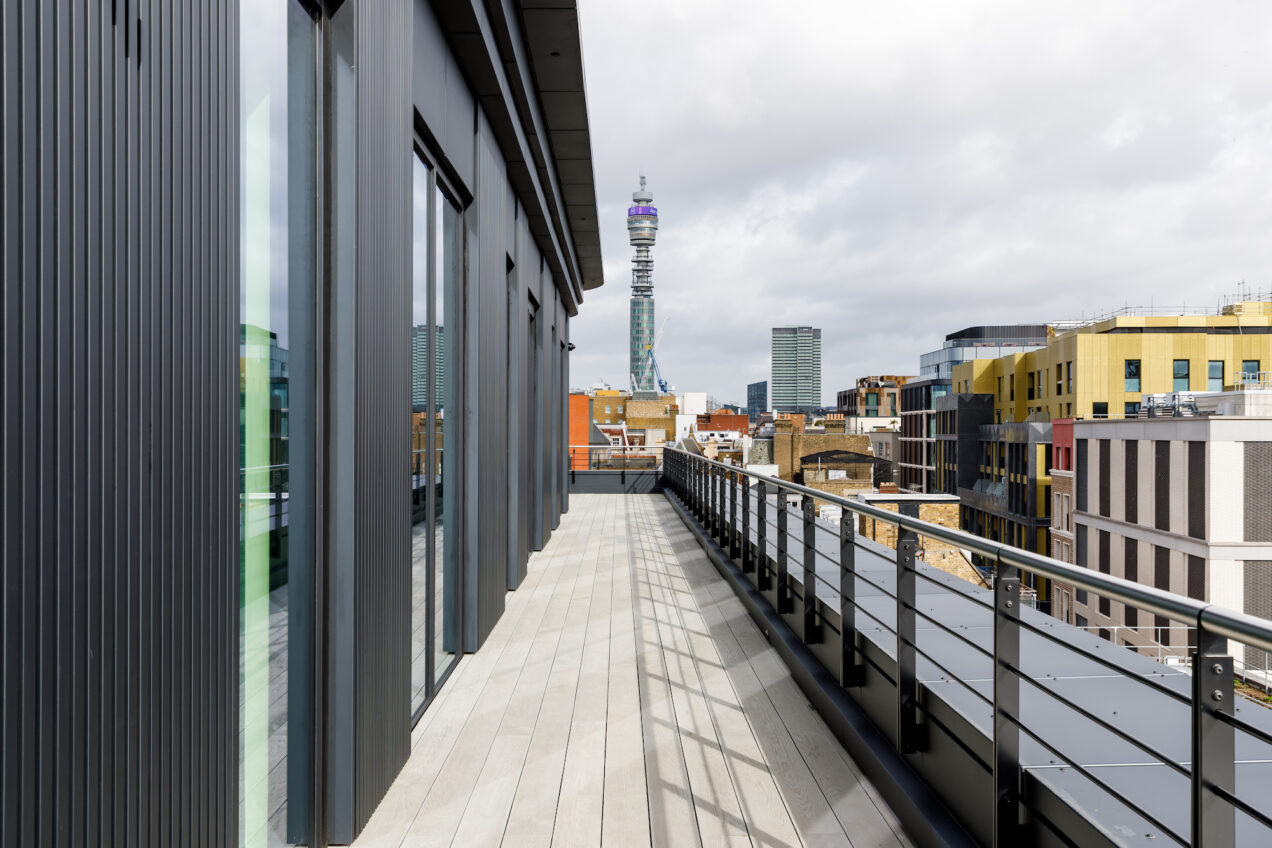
[1191,622,1235,848]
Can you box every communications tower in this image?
[627,176,659,396]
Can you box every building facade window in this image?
[1243,359,1261,380]
[1209,360,1223,391]
[1092,402,1108,418]
[411,147,464,718]
[1124,401,1141,416]
[1173,359,1190,392]
[1124,359,1140,392]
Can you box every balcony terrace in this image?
[355,494,910,847]
[354,452,1272,848]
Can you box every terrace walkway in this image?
[354,494,911,848]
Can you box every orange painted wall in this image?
[569,394,592,469]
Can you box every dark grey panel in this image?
[325,0,414,841]
[1245,442,1272,543]
[1076,439,1088,513]
[354,0,412,835]
[1097,439,1110,518]
[569,471,664,494]
[472,107,510,648]
[1124,440,1137,523]
[1,3,236,845]
[1154,441,1170,531]
[412,0,475,192]
[1124,539,1139,628]
[1245,562,1272,670]
[1187,441,1204,539]
[1097,531,1111,616]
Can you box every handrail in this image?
[663,446,1272,656]
[663,447,1267,846]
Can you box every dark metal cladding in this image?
[0,3,237,844]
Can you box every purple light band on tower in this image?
[627,206,658,217]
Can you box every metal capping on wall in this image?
[1,2,237,846]
[350,0,414,837]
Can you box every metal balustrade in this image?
[661,447,1272,848]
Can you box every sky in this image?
[567,0,1272,406]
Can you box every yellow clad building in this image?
[942,304,1272,611]
[952,308,1272,425]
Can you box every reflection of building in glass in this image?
[240,323,290,469]
[412,323,445,411]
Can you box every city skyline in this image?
[569,0,1272,404]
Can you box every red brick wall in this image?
[698,412,749,433]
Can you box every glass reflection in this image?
[435,185,461,680]
[410,152,462,715]
[410,157,431,713]
[240,0,315,845]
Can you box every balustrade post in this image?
[702,465,712,531]
[802,494,822,644]
[757,482,770,591]
[729,472,740,560]
[896,509,920,754]
[993,557,1022,848]
[712,467,722,541]
[776,494,792,613]
[840,513,864,686]
[1191,615,1235,848]
[717,467,726,544]
[691,459,699,517]
[741,477,753,573]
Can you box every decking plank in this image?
[351,495,910,848]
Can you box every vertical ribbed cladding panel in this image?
[473,109,509,647]
[1,3,236,846]
[350,0,412,835]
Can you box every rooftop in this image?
[354,495,910,847]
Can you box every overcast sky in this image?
[566,0,1272,406]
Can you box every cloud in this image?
[569,0,1272,405]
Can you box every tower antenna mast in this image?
[627,175,660,396]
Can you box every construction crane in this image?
[643,347,670,394]
[639,318,673,394]
[628,319,674,395]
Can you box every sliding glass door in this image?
[411,148,463,718]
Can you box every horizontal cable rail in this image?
[661,447,1272,848]
[664,447,1272,657]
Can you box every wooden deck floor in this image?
[354,494,912,848]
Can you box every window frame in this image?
[410,139,467,724]
[1208,360,1223,392]
[1124,359,1141,393]
[1173,358,1190,392]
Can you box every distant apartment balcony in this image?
[352,452,1272,847]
